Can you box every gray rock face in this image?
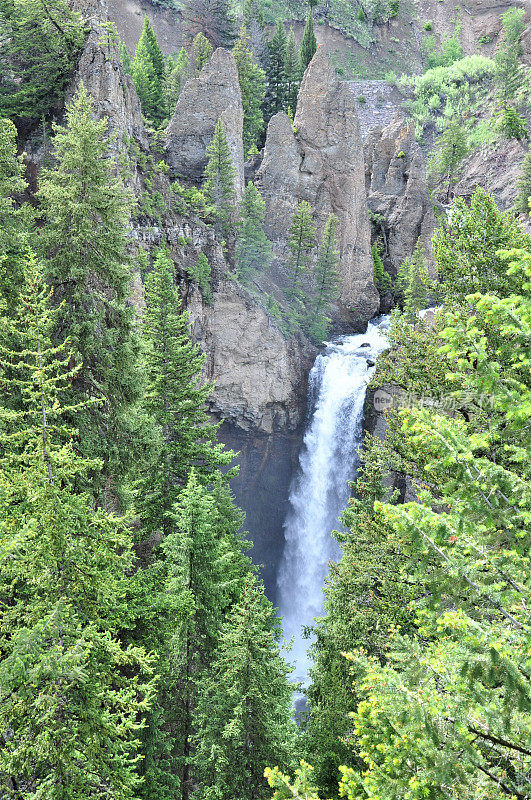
[365,116,436,273]
[257,48,379,330]
[165,48,244,197]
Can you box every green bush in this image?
[424,21,433,31]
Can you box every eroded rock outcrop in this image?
[257,48,379,330]
[365,117,436,273]
[165,48,244,197]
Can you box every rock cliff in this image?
[165,48,245,198]
[257,48,379,330]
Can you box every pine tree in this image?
[494,8,526,105]
[235,181,272,281]
[0,249,154,797]
[266,20,288,118]
[187,252,213,304]
[284,28,301,115]
[193,575,295,800]
[299,9,317,74]
[515,149,531,216]
[136,246,230,541]
[0,117,32,298]
[0,0,85,123]
[427,119,468,201]
[184,0,235,48]
[119,40,131,73]
[395,240,431,319]
[286,200,316,303]
[164,47,190,112]
[204,118,237,235]
[497,105,529,141]
[233,26,266,157]
[192,31,214,71]
[372,242,391,292]
[243,0,268,68]
[304,213,341,343]
[37,85,142,499]
[131,19,165,125]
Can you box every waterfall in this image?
[277,316,390,691]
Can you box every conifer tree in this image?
[164,46,190,112]
[131,19,165,125]
[235,181,272,281]
[0,0,85,123]
[0,117,32,301]
[372,242,391,292]
[0,249,154,797]
[266,20,288,117]
[37,85,142,499]
[193,575,295,800]
[494,7,526,105]
[427,119,468,201]
[184,0,235,48]
[204,118,237,235]
[515,149,531,216]
[284,28,301,115]
[307,213,340,341]
[299,9,317,74]
[192,31,214,71]
[233,26,266,156]
[395,240,431,318]
[136,246,230,541]
[119,40,131,73]
[187,252,213,303]
[243,0,268,67]
[286,200,316,303]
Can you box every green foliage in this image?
[497,104,529,141]
[193,575,296,800]
[266,20,288,118]
[233,26,266,156]
[0,249,154,797]
[131,17,165,126]
[204,118,237,235]
[171,182,213,217]
[422,21,462,69]
[284,28,300,113]
[433,186,531,299]
[119,40,131,73]
[164,47,190,113]
[299,9,317,74]
[236,181,272,281]
[372,242,391,292]
[37,85,141,499]
[188,252,214,304]
[427,119,468,200]
[286,200,316,304]
[395,240,432,319]
[515,149,531,216]
[494,8,526,105]
[307,213,341,343]
[266,761,322,800]
[184,0,235,49]
[193,31,214,71]
[0,0,85,124]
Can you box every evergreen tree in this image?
[299,9,317,74]
[497,104,529,141]
[243,0,268,68]
[0,249,154,797]
[192,31,214,71]
[184,0,235,48]
[427,119,468,201]
[433,186,531,298]
[131,20,165,125]
[395,240,431,319]
[204,118,237,235]
[494,7,526,105]
[187,252,213,304]
[0,0,85,124]
[286,200,316,303]
[515,149,531,216]
[235,181,272,281]
[0,117,32,300]
[193,575,295,800]
[119,40,131,73]
[164,47,190,112]
[266,20,288,118]
[37,85,142,499]
[372,242,391,292]
[306,213,340,342]
[233,26,266,157]
[136,246,230,541]
[284,28,301,115]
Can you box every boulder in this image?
[257,47,379,330]
[165,48,244,197]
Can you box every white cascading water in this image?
[277,316,390,691]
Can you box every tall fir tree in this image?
[494,7,526,105]
[233,26,266,156]
[286,200,316,304]
[235,181,272,281]
[395,240,431,319]
[307,213,340,342]
[164,46,190,112]
[299,9,317,74]
[266,20,288,118]
[130,19,165,125]
[193,575,296,800]
[204,118,237,235]
[515,149,531,216]
[192,31,214,71]
[0,249,154,797]
[37,85,142,500]
[243,0,268,68]
[427,119,468,202]
[284,28,301,115]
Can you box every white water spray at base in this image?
[277,317,390,690]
